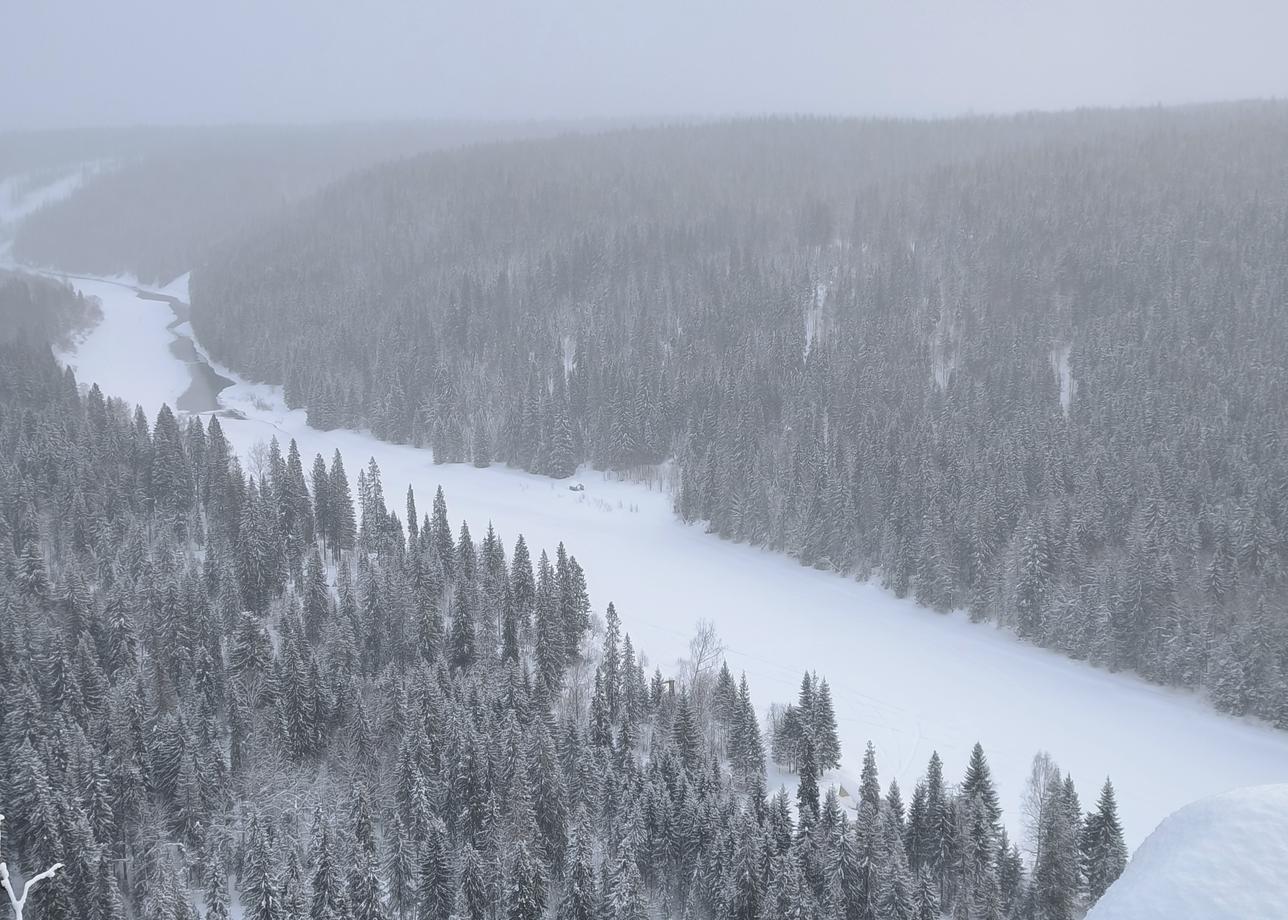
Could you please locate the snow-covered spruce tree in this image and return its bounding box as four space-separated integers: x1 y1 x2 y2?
0 333 1140 920
504 842 545 920
795 729 821 828
730 672 766 783
1081 778 1128 907
878 826 916 920
859 742 881 812
556 813 596 920
202 850 230 920
327 450 356 560
811 677 841 773
1028 769 1085 920
242 817 282 920
910 866 940 920
309 820 349 920
416 818 451 920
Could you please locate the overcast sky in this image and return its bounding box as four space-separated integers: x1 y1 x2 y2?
6 0 1288 128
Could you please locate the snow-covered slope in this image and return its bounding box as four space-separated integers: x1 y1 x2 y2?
0 166 100 229
51 269 1288 851
1089 785 1288 920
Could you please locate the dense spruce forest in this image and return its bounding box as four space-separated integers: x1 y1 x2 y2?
0 271 100 347
189 104 1288 725
0 282 1130 919
6 122 608 285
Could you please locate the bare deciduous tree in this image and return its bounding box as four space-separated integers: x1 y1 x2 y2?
679 619 726 725
0 814 63 920
1020 751 1061 865
246 438 271 482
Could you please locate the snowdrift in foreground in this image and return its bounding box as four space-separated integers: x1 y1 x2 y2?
1089 785 1288 920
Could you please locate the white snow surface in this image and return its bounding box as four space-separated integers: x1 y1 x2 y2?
1089 785 1288 920
53 274 188 420
159 271 191 301
1050 343 1076 414
804 282 826 356
54 271 1288 850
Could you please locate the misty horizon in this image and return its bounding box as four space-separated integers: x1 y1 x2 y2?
8 0 1288 129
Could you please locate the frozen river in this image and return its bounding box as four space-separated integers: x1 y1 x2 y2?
54 269 1288 850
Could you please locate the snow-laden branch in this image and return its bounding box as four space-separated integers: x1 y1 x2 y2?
0 814 64 920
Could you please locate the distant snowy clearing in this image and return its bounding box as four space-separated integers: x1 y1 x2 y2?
57 270 1288 851
0 164 103 229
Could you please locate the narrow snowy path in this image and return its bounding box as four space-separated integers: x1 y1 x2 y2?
58 272 1288 849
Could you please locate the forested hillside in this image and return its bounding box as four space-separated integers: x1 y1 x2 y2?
190 104 1288 724
0 332 1129 919
0 270 100 345
8 122 607 285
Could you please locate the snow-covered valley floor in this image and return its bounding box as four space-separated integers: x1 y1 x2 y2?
53 271 1288 850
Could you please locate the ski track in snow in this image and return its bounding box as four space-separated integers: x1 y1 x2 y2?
54 270 1288 851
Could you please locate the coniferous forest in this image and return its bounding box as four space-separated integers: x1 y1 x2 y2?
0 272 100 348
6 122 603 286
0 281 1129 919
187 105 1288 724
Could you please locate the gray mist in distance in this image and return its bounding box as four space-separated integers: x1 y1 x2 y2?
7 0 1288 128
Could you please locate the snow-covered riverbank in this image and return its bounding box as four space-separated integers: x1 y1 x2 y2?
10 269 231 416
54 273 190 417
57 270 1288 850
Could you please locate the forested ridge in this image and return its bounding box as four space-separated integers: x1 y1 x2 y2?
7 121 614 286
190 104 1288 724
0 271 100 347
0 315 1129 917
